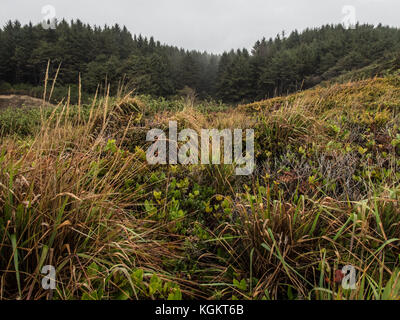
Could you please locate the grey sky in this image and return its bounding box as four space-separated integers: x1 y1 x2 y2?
0 0 399 53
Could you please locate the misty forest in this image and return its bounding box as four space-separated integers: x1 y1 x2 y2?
1 20 400 102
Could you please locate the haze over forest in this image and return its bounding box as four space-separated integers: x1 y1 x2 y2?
1 19 400 103
2 0 400 53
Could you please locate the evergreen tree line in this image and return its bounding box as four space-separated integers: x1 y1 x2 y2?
1 20 400 103
0 19 219 99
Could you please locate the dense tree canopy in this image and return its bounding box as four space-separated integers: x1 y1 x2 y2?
1 20 400 103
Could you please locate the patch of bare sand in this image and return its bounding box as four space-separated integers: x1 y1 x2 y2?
0 95 53 110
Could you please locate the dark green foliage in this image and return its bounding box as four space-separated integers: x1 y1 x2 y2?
1 21 400 103
219 24 400 102
0 19 219 100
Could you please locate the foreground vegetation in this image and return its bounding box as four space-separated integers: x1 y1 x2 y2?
0 74 400 300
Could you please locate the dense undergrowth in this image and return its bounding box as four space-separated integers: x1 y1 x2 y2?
0 75 400 300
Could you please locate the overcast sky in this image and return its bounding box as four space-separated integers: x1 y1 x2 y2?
1 0 399 53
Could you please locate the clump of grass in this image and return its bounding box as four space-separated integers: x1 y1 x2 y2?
216 182 400 300
0 79 200 299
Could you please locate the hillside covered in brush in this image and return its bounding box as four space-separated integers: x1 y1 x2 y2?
1 21 400 102
0 73 399 300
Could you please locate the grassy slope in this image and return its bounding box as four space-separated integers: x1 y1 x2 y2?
0 77 399 300
322 53 400 86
